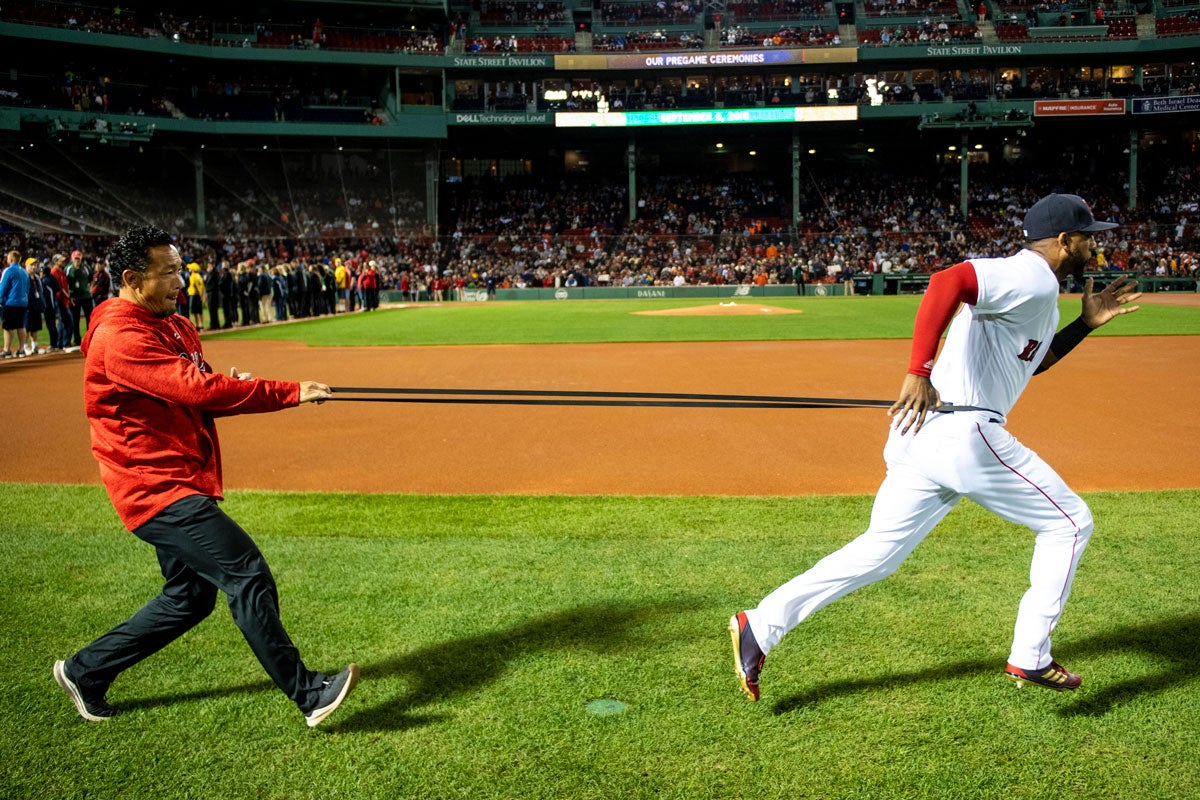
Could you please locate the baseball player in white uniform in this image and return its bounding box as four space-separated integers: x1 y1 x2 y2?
730 194 1142 701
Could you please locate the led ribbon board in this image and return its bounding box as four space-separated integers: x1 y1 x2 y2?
554 105 859 128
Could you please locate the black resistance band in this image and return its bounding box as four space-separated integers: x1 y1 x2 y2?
328 386 897 410
326 387 1000 413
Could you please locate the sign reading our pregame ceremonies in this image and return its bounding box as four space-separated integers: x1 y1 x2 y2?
1132 94 1200 114
555 47 857 71
1034 99 1125 116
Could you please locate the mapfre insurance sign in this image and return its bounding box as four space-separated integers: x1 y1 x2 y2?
1034 99 1126 116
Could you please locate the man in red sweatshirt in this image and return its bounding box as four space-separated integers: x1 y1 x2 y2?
53 225 359 728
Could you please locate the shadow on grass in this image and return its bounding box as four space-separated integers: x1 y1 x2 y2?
773 614 1200 717
332 601 681 733
1054 614 1200 717
119 678 277 712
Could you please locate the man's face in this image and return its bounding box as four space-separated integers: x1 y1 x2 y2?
129 245 183 318
1061 231 1096 281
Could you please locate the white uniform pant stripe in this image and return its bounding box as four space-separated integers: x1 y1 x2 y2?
970 423 1092 670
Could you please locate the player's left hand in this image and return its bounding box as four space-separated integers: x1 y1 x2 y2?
230 367 254 380
1081 276 1141 329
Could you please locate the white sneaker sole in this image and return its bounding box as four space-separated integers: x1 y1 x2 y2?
305 663 360 727
53 660 112 722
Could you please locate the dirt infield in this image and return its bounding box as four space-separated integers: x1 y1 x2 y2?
3 334 1197 496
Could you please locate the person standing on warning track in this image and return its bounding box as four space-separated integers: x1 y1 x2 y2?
52 225 358 727
186 262 206 330
729 194 1142 701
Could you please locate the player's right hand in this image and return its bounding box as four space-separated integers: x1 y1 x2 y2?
888 373 941 436
299 381 332 404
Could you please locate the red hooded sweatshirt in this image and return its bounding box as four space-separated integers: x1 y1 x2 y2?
82 298 299 530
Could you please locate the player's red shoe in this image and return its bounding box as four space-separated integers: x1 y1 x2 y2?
1005 660 1081 691
729 612 765 701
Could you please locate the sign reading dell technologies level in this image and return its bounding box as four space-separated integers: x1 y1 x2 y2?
554 106 858 128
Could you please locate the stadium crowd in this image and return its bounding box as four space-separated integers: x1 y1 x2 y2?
1 0 443 54
3 158 1196 352
5 63 388 125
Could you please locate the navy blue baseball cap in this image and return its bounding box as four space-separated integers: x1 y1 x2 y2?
1023 193 1117 240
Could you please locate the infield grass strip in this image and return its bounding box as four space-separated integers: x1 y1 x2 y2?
6 485 1199 800
207 296 1200 346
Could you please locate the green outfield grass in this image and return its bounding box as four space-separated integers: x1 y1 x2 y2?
7 484 1199 800
207 296 1200 347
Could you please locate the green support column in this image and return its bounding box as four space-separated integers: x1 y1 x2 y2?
193 150 206 236
426 148 438 229
792 132 800 229
959 132 969 219
627 136 637 223
1128 127 1138 210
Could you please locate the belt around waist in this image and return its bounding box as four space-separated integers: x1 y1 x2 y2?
937 403 1004 423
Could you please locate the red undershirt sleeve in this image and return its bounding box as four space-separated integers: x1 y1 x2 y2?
907 261 979 376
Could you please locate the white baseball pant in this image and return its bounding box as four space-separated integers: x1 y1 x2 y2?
745 410 1093 671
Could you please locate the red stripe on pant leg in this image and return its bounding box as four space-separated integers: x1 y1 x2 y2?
975 423 1082 666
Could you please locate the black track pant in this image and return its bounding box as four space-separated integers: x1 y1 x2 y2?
67 495 326 712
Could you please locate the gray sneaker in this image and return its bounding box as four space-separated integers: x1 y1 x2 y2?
53 660 116 722
304 664 360 727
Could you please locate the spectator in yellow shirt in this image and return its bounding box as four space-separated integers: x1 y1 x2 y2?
334 258 348 312
186 262 206 331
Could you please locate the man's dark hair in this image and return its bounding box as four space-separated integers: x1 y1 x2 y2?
108 226 173 287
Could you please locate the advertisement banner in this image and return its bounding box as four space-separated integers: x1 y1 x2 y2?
554 105 857 128
448 112 551 125
921 44 1026 57
1132 95 1200 114
449 54 554 68
1034 99 1125 116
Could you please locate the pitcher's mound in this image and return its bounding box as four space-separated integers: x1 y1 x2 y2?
634 302 802 317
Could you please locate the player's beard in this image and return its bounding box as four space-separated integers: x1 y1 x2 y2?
1063 246 1091 282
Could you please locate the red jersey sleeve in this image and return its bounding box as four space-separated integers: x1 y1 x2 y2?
907 261 979 376
100 320 299 414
